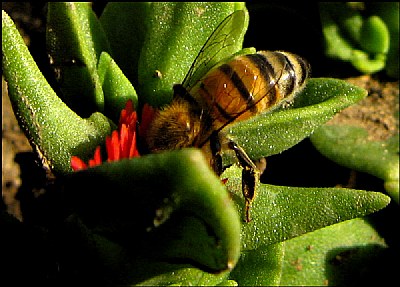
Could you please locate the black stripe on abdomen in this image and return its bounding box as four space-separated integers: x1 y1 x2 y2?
199 82 233 121
294 54 309 86
245 53 277 106
218 63 256 110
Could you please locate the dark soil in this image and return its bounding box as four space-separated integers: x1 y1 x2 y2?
329 75 399 142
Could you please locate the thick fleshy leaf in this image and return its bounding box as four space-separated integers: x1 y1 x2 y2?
319 2 361 61
46 2 111 116
137 2 247 107
318 2 392 74
310 125 399 203
99 2 151 87
229 242 284 286
350 50 386 73
280 218 388 285
133 262 230 286
217 279 239 286
353 15 389 73
2 11 114 175
225 78 367 162
62 149 241 280
369 2 399 78
59 214 231 286
97 51 138 123
360 16 389 54
222 165 390 249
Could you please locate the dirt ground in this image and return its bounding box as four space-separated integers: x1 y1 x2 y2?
330 75 399 142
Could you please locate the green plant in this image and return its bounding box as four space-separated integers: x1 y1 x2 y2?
311 124 399 204
2 2 392 285
319 2 399 77
315 2 399 204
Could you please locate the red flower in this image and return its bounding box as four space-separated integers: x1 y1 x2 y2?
138 103 156 139
71 99 141 171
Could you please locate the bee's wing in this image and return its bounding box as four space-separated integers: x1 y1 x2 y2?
182 10 247 90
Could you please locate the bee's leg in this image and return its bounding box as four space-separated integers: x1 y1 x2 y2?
209 131 223 176
227 140 260 222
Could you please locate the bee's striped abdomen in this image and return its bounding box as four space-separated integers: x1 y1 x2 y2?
191 50 310 131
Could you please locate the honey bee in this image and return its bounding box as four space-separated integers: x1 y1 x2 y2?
145 10 310 222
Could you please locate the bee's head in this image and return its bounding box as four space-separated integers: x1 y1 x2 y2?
145 99 201 152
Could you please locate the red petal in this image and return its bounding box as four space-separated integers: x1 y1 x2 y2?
129 131 138 158
139 104 156 138
106 131 120 162
88 158 96 167
93 146 102 165
119 99 134 127
120 123 129 159
109 130 120 161
71 156 88 171
71 99 141 172
125 99 134 114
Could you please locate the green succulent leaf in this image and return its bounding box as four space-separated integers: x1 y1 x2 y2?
222 165 390 249
225 78 367 162
350 50 387 74
217 279 239 286
99 2 151 88
310 125 400 204
97 51 138 123
319 2 361 61
319 2 392 74
137 2 247 107
369 2 399 78
60 214 231 286
229 242 285 286
360 16 389 54
221 165 390 285
46 2 111 116
2 10 114 175
62 149 241 282
280 218 388 285
133 262 230 286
